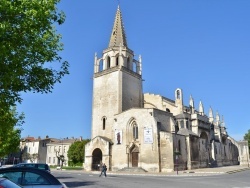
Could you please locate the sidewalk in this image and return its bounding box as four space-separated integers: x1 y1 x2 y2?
88 165 250 177
51 165 250 176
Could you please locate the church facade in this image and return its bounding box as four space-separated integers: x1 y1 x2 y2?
85 6 249 172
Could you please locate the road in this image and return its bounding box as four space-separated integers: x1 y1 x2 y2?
52 170 250 188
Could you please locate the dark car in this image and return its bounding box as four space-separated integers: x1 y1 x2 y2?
14 163 51 173
0 177 22 188
0 167 67 188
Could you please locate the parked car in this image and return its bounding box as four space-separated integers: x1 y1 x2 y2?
0 167 67 188
0 177 22 188
14 163 51 173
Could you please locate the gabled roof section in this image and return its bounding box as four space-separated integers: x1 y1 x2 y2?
108 6 128 48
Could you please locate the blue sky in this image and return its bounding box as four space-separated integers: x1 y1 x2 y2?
18 0 250 141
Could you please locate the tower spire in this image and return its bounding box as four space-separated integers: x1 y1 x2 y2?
199 101 204 115
109 6 128 48
209 107 214 123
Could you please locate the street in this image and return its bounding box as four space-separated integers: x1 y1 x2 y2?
52 170 250 188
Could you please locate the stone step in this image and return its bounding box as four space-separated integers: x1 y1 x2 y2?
118 167 147 172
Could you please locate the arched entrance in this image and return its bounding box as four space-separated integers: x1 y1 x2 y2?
92 148 102 171
130 145 139 167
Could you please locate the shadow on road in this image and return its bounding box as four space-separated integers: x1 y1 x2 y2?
64 181 95 187
54 176 73 179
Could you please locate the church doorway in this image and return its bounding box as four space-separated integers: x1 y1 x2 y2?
92 148 102 171
130 145 139 167
132 152 138 167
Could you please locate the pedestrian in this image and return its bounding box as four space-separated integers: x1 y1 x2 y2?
99 163 107 177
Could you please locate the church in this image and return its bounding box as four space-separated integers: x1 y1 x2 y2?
85 6 249 172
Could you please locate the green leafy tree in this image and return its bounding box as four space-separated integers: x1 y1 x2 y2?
0 0 69 107
68 140 90 166
0 0 69 149
0 107 23 158
244 129 250 153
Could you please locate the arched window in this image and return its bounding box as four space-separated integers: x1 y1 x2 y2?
127 57 130 69
99 60 103 72
186 120 189 129
180 120 184 128
133 123 138 139
133 62 137 72
176 90 180 99
116 57 119 66
175 121 179 133
102 117 106 130
107 56 111 68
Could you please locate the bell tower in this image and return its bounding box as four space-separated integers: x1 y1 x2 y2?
91 6 143 139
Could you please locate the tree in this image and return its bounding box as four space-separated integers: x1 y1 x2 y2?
0 107 23 158
68 140 90 166
0 0 69 107
244 129 250 153
0 0 69 148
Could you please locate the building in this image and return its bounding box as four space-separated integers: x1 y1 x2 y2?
85 6 249 172
46 137 82 167
19 136 82 167
20 136 58 163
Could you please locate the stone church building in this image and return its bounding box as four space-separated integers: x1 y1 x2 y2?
85 6 249 172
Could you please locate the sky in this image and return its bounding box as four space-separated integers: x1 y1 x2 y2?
18 0 250 141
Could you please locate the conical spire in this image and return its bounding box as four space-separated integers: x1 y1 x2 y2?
109 6 128 48
216 112 220 122
209 107 214 123
199 101 204 115
189 95 194 108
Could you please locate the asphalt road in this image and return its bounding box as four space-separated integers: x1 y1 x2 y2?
52 170 250 188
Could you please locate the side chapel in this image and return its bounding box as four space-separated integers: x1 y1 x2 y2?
85 6 249 172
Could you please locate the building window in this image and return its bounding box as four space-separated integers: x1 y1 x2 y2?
53 157 55 164
99 60 103 71
102 117 106 130
48 157 51 163
133 123 138 139
107 56 111 68
127 57 130 69
186 120 189 129
133 62 137 72
180 120 184 128
116 57 119 66
176 90 180 99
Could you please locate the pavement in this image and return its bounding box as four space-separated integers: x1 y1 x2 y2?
86 165 250 177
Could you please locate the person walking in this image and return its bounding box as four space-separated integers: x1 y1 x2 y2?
99 163 107 177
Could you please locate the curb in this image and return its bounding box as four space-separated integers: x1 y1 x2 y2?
226 168 250 174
